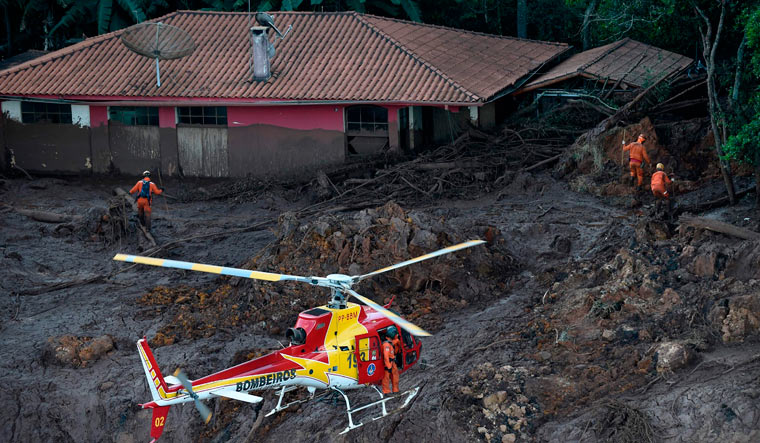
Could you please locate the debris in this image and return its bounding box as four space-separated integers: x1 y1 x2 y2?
679 215 760 241
15 208 81 223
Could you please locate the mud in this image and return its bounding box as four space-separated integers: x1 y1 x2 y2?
1 152 759 443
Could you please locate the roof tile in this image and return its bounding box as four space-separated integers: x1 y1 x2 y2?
0 11 568 104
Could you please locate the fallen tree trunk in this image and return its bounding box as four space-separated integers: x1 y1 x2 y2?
522 153 563 172
679 215 760 241
15 208 81 223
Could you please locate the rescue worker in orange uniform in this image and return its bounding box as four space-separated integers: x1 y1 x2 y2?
129 171 162 231
623 134 651 189
651 163 674 219
382 326 400 395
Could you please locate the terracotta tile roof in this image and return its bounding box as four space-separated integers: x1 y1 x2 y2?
0 11 568 105
0 50 49 71
520 38 693 93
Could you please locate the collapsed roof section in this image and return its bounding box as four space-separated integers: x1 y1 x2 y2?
519 38 693 94
0 11 569 106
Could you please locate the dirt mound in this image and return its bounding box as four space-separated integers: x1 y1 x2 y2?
41 335 114 368
139 201 519 345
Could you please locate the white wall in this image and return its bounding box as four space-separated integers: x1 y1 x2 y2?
71 104 90 127
1 101 21 122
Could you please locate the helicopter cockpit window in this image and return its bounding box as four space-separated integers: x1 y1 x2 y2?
400 329 414 349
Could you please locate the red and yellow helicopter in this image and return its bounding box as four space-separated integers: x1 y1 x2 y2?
114 239 484 441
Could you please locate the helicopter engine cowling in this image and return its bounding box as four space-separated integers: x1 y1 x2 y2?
286 327 307 345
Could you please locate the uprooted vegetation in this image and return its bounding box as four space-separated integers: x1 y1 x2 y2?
139 201 519 347
3 78 760 442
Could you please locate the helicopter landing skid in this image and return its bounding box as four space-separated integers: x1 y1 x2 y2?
335 385 420 434
265 385 314 417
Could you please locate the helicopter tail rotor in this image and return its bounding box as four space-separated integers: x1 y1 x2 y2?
173 369 213 424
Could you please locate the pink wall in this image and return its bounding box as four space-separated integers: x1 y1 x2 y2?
227 105 344 131
89 106 108 127
159 107 176 128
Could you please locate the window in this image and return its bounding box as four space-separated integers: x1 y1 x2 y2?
177 106 227 125
346 106 388 133
21 102 72 124
109 106 158 126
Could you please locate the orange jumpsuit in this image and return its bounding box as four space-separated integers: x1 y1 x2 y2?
129 178 162 228
623 142 650 186
650 170 672 199
382 338 399 394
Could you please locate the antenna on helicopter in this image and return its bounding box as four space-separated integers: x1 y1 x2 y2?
120 22 195 88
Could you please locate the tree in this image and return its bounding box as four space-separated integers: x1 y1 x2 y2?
725 4 760 207
695 0 736 204
516 0 526 38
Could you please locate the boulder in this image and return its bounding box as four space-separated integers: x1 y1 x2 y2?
655 341 694 373
719 295 760 342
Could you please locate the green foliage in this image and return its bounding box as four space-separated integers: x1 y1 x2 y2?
724 5 760 167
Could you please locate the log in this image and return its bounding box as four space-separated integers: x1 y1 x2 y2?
522 153 563 172
15 208 81 223
679 215 760 241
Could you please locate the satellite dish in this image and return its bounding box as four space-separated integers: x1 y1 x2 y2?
120 22 195 87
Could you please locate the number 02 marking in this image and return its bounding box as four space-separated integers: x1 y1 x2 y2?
155 416 165 427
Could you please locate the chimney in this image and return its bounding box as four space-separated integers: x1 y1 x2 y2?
250 26 273 82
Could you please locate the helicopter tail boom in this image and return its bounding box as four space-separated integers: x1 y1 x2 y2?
138 338 170 402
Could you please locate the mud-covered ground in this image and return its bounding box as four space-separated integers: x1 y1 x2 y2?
0 164 759 442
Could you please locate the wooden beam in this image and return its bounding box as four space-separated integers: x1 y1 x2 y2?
679 215 760 241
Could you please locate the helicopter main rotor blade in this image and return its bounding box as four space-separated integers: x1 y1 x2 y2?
351 240 486 283
113 254 312 284
344 287 430 337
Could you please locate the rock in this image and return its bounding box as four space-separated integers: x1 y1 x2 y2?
477 426 488 434
692 252 717 277
551 236 571 254
483 391 507 411
602 329 615 340
719 294 760 342
655 341 694 373
662 288 681 309
500 425 507 433
502 434 516 443
505 403 525 418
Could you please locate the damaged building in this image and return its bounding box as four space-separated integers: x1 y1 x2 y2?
516 38 694 112
0 11 569 178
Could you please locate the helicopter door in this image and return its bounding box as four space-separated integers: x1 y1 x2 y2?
355 333 383 385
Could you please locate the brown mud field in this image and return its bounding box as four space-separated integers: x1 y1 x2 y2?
1 166 759 442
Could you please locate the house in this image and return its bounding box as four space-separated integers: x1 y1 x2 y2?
517 38 693 108
0 11 568 178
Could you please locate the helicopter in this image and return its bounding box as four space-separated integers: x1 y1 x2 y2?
114 239 485 441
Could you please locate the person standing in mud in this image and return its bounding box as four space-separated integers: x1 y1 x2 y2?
129 170 162 231
651 163 674 220
623 134 651 190
382 326 400 395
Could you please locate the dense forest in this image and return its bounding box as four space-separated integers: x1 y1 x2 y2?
0 0 759 182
